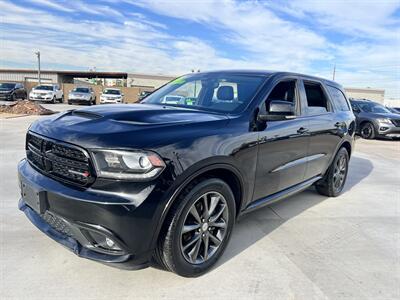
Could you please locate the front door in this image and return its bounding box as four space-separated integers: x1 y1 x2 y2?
252 78 310 201
298 79 343 179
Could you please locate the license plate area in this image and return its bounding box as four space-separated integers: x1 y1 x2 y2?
21 182 47 214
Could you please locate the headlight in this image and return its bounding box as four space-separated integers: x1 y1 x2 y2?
376 118 392 124
91 150 165 180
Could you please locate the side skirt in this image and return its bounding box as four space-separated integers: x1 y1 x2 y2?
242 175 322 215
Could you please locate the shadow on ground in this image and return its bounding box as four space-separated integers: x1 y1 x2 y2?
216 155 373 268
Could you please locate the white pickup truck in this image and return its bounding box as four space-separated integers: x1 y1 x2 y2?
29 85 63 103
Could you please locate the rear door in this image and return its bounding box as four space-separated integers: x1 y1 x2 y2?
298 79 343 179
252 76 310 200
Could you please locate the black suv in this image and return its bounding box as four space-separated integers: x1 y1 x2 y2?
0 82 27 101
18 71 355 277
350 99 400 139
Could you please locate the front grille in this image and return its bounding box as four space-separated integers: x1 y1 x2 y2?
391 119 400 127
42 211 72 237
26 132 94 186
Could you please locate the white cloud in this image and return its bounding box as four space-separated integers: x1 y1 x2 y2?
1 0 399 98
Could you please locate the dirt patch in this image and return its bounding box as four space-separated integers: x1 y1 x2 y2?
0 100 55 115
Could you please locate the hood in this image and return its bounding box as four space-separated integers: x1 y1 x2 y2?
0 88 13 93
29 103 230 149
32 90 53 94
70 92 90 96
365 112 400 119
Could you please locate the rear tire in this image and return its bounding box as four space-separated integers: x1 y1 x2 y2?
360 122 376 139
155 178 235 277
316 147 349 197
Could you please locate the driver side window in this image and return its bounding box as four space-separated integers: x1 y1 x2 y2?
265 80 297 116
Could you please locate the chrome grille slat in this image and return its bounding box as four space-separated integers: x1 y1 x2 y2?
26 132 94 186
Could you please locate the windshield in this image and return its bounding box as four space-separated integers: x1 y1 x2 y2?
35 86 53 91
142 73 266 114
73 88 90 93
358 102 391 114
103 89 120 95
0 83 16 89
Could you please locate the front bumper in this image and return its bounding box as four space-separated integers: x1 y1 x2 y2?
377 122 400 137
29 96 53 101
68 98 92 104
100 98 122 104
17 158 167 269
0 93 12 100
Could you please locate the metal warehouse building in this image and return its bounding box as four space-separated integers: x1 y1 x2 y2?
345 87 385 104
0 69 175 89
0 69 386 103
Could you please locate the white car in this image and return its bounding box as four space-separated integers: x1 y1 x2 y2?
29 84 63 103
100 88 124 104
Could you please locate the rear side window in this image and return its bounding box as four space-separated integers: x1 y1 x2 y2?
327 86 350 111
303 82 330 114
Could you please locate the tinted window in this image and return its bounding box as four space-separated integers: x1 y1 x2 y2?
303 82 329 114
358 102 391 113
0 83 16 89
35 85 53 91
103 89 121 95
142 74 265 114
73 88 90 93
266 80 297 115
327 86 350 111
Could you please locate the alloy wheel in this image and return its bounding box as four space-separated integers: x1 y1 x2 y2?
180 191 229 265
333 154 347 190
361 124 373 139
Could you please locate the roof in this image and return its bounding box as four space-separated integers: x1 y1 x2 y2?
187 69 342 88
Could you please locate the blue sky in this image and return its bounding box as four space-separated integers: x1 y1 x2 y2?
1 0 399 99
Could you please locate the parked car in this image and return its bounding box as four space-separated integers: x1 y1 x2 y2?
0 82 27 101
29 84 63 103
18 70 355 277
350 99 400 139
68 87 96 105
138 90 152 100
100 88 124 104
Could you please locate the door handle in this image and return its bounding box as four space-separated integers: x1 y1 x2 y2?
297 127 309 134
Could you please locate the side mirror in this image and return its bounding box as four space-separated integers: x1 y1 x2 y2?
258 100 295 121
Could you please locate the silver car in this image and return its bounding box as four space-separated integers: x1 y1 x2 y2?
68 87 96 105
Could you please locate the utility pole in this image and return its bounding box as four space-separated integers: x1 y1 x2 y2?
332 63 336 81
35 51 41 85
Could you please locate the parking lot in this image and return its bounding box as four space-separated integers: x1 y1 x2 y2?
1 104 399 299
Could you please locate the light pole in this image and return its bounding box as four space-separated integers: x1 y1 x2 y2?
35 51 41 85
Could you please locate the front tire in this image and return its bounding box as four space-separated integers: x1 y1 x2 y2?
360 122 376 139
156 178 235 277
316 147 349 197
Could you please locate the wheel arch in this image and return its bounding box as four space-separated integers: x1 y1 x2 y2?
150 164 244 250
340 140 352 157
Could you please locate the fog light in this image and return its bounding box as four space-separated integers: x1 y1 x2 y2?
84 230 123 252
380 127 389 131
